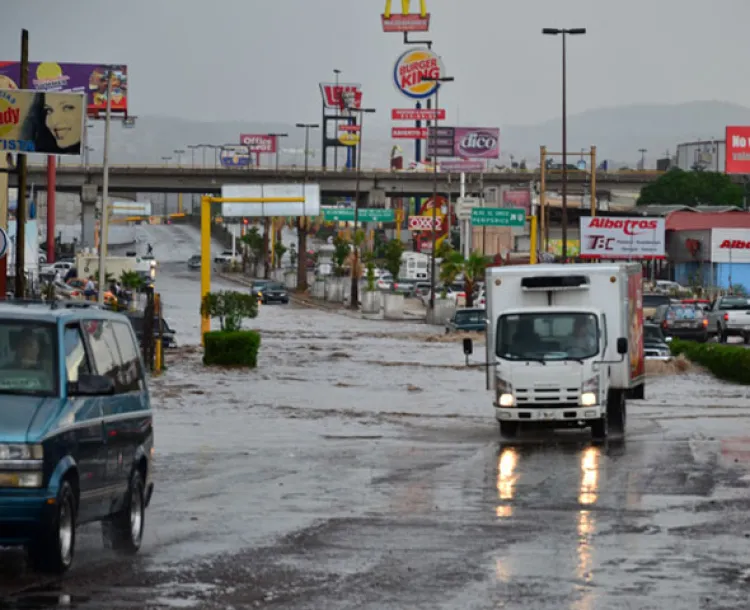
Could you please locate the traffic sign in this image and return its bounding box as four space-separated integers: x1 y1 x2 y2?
0 228 7 259
322 208 395 223
456 197 481 221
470 207 526 227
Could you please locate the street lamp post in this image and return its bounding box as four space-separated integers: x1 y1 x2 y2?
347 107 376 310
161 156 172 166
96 69 113 305
422 75 454 310
188 144 198 168
174 149 185 167
295 123 320 292
638 148 647 170
267 133 289 171
543 27 586 263
333 68 341 171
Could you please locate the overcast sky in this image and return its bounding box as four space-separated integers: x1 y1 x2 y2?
3 0 749 130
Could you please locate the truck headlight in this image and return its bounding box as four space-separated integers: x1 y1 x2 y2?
499 393 515 407
496 378 514 407
0 444 43 461
580 392 597 407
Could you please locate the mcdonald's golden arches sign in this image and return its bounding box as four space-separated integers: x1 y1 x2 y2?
382 0 430 32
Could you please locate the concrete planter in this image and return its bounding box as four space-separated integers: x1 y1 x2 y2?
383 292 405 320
361 290 382 314
311 278 326 299
272 269 285 282
325 277 344 302
284 271 297 290
426 299 456 325
307 270 316 287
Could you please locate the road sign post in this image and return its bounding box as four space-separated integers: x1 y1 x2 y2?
322 208 395 223
470 207 526 227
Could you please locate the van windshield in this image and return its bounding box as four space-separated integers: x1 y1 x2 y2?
496 312 599 361
0 322 57 396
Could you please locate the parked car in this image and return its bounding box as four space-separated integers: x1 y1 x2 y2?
652 304 708 342
126 312 178 348
392 279 416 295
249 280 271 300
213 250 241 264
187 255 201 270
644 322 672 361
445 308 487 334
376 274 393 291
40 260 75 279
410 282 431 300
260 282 289 304
643 293 673 320
705 295 750 343
0 303 154 573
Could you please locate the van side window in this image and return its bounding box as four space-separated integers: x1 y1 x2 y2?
63 324 91 383
112 321 143 391
83 320 121 389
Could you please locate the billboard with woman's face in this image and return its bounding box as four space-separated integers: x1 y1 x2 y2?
0 89 84 155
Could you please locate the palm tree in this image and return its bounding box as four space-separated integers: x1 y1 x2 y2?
462 251 487 307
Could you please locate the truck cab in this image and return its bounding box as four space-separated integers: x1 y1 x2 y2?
464 263 645 439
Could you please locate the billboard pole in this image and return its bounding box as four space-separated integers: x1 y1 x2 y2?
97 69 113 305
14 29 29 299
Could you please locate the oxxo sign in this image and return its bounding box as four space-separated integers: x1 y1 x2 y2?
579 216 666 260
710 228 750 263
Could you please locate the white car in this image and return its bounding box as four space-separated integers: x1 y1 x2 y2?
213 250 242 264
377 274 393 290
41 260 75 277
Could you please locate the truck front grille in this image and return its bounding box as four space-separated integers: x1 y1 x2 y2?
515 387 579 404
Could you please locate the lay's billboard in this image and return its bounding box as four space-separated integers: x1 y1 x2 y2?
393 48 444 100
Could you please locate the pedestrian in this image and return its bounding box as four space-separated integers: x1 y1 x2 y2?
64 267 76 282
84 276 97 300
147 243 154 256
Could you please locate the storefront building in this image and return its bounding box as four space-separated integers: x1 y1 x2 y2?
665 211 750 290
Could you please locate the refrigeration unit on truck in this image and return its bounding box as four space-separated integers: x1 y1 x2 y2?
462 263 645 439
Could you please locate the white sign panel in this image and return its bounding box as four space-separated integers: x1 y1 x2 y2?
221 184 321 217
111 201 152 216
579 216 666 259
710 228 750 263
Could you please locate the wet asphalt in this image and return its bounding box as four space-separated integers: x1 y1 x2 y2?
1 225 750 609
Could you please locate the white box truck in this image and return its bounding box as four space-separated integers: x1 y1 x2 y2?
463 263 645 439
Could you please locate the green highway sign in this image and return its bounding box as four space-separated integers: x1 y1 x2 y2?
470 207 526 227
322 208 395 223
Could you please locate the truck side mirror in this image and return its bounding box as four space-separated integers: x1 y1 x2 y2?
616 337 628 355
463 338 473 356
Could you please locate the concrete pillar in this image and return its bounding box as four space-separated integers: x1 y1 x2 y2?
368 188 386 207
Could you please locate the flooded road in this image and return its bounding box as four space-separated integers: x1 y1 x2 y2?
2 224 750 609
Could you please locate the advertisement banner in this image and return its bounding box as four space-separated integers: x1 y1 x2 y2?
710 228 750 263
382 0 429 32
392 127 427 139
579 216 666 259
502 189 531 214
426 126 455 158
391 108 445 121
393 48 444 100
339 124 361 133
725 126 750 174
627 271 645 380
221 184 321 217
454 127 500 159
220 145 251 168
239 134 277 154
546 239 580 257
0 62 127 115
111 201 152 216
319 82 363 110
440 160 484 172
0 89 84 155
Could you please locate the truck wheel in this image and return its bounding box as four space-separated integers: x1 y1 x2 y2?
28 480 77 574
499 421 519 438
607 389 626 434
591 417 608 440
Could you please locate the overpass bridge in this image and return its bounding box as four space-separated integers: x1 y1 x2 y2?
15 163 664 199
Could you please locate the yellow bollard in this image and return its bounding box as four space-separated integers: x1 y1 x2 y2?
154 338 162 373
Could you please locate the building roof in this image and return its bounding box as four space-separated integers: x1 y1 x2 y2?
666 210 750 231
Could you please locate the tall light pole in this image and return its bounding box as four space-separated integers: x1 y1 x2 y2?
348 107 376 310
638 148 647 170
333 68 341 171
96 68 113 305
174 148 185 167
295 123 320 292
188 144 199 168
422 75 454 310
543 27 586 263
161 155 172 166
268 133 289 171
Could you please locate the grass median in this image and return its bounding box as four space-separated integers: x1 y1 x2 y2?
669 338 750 384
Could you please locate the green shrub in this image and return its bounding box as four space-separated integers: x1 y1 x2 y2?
200 290 257 332
203 330 261 367
670 338 750 384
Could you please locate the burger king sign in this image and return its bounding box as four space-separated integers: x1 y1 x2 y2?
393 47 445 100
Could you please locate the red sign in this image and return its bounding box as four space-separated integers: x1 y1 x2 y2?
392 127 427 139
440 160 484 172
502 189 532 214
381 13 430 32
391 108 445 121
725 126 750 174
319 82 363 110
338 124 361 133
239 134 277 154
720 239 750 249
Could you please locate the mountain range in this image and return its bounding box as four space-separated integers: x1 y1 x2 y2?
73 101 750 171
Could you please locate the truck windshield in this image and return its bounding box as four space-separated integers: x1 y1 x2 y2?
496 312 599 361
0 322 58 396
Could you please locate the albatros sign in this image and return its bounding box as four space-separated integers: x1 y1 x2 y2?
711 228 750 263
579 216 666 259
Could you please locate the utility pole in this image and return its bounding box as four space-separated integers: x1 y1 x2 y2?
295 123 319 291
14 29 29 298
96 69 113 305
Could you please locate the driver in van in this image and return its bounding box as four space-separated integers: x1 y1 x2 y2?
15 329 49 370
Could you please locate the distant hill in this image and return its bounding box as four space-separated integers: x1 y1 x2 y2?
70 101 750 170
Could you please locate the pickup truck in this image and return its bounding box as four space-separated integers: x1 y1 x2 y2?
213 250 242 264
706 296 750 343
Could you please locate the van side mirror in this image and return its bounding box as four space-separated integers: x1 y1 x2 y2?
463 338 473 356
70 373 115 396
616 337 628 355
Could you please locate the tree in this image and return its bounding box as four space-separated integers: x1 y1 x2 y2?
273 241 287 269
637 168 743 207
120 270 146 311
462 251 486 307
200 290 258 332
332 234 351 277
383 238 405 287
241 228 264 274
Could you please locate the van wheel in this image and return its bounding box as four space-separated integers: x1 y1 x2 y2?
744 333 750 345
607 389 626 435
103 470 145 554
499 421 519 438
28 480 76 574
591 416 608 440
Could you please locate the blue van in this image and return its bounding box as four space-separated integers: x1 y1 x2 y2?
0 303 154 573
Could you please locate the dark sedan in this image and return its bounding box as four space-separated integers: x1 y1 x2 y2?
644 322 671 360
653 304 709 342
187 254 201 270
260 282 289 304
445 308 486 334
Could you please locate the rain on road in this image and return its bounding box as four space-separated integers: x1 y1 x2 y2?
1 224 750 609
